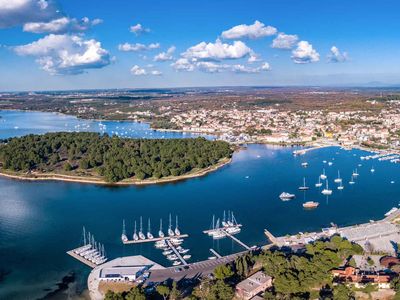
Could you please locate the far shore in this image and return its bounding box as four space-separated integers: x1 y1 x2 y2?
0 158 232 186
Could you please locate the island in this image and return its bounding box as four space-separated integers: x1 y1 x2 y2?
0 132 233 184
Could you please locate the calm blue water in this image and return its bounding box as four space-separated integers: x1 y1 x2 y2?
0 111 399 299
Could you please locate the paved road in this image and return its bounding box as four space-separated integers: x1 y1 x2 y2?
147 251 248 283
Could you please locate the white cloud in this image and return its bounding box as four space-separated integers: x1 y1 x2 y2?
260 62 271 71
171 58 195 72
248 52 261 63
327 46 348 63
130 65 162 76
221 20 277 39
232 62 270 73
129 23 150 35
131 65 147 75
150 70 162 76
291 41 320 64
14 34 111 75
272 33 298 49
154 46 176 62
196 62 229 73
0 0 59 28
23 16 102 33
182 39 252 61
118 42 160 52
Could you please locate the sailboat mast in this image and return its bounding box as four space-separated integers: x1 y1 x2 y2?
83 227 86 245
140 216 143 232
175 215 178 230
160 218 163 231
169 213 172 229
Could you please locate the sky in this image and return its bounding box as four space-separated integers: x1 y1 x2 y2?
0 0 399 91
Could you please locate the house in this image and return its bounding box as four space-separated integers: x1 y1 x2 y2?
235 271 272 300
331 266 392 289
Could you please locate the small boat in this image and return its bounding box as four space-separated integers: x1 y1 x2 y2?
334 171 342 183
320 169 327 180
328 162 333 166
173 261 182 266
158 219 164 238
174 216 181 236
279 192 295 201
162 250 173 255
178 248 189 254
337 181 344 190
349 175 355 185
315 177 323 187
168 214 175 237
323 160 327 164
321 181 332 195
155 240 167 249
208 256 217 260
133 220 139 241
371 167 375 173
301 162 308 167
138 217 146 240
391 181 395 184
121 220 128 242
147 218 154 239
352 169 359 177
298 177 309 191
183 255 191 260
303 201 319 209
167 254 178 260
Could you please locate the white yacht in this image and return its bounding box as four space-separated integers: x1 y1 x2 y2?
371 167 375 173
162 250 173 255
138 217 146 240
183 255 191 260
298 177 309 190
121 220 128 243
301 162 308 167
133 221 139 241
334 171 342 183
158 219 164 238
321 181 333 195
173 261 182 266
174 216 181 236
349 175 355 185
320 169 327 180
279 192 296 201
168 214 175 237
315 177 323 187
337 181 344 190
352 168 359 177
147 218 154 239
328 161 333 166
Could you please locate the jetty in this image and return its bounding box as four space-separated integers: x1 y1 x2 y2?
225 231 251 250
122 234 189 245
293 144 332 156
209 248 222 258
67 249 97 268
166 239 188 266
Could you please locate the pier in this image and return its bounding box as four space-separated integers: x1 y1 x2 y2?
122 234 189 244
224 231 251 250
264 229 277 244
166 240 188 265
67 248 97 268
293 144 332 156
209 248 222 258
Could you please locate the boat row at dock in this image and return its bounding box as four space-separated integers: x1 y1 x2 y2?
203 211 242 239
121 214 186 244
67 228 108 267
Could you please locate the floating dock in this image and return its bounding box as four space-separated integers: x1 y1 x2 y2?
122 234 189 244
67 248 97 268
166 240 188 266
224 231 251 250
209 248 222 258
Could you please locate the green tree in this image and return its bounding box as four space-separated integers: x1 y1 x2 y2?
213 264 234 280
125 286 146 300
333 284 354 300
63 162 72 171
208 280 234 300
156 285 170 300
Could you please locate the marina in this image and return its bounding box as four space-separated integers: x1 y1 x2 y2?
2 110 400 300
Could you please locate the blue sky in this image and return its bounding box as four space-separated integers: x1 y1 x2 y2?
0 0 399 91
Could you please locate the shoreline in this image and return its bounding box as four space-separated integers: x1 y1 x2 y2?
0 158 231 186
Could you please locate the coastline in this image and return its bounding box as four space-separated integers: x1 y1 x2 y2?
0 158 232 186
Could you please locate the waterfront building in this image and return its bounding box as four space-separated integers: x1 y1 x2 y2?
235 271 272 300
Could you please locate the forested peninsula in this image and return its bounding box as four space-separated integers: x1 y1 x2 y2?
0 132 233 184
